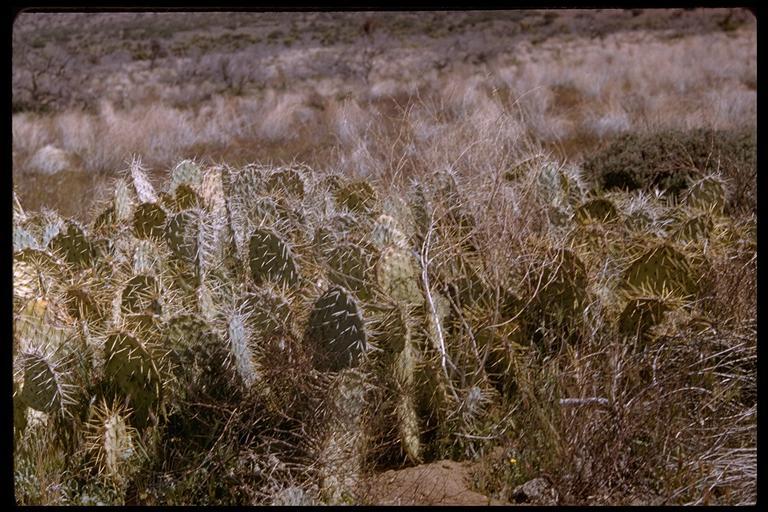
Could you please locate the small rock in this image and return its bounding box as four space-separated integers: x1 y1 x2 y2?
511 477 559 505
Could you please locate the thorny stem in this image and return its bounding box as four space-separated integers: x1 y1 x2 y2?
420 211 460 403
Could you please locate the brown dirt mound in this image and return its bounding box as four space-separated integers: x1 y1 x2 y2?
361 459 510 506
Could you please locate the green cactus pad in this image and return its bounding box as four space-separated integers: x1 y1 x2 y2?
326 241 377 301
334 180 378 215
673 213 714 243
313 213 367 254
243 287 293 337
48 221 95 267
64 286 106 324
19 352 73 415
622 243 698 298
165 210 199 264
104 332 162 428
575 197 619 224
376 247 423 306
370 214 410 250
163 314 217 354
174 184 200 211
121 274 162 316
92 205 118 237
307 287 367 372
618 297 671 343
132 202 168 240
248 228 300 288
684 175 726 215
170 160 203 194
265 167 306 200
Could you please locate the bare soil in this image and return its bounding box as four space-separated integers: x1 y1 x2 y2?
361 459 510 506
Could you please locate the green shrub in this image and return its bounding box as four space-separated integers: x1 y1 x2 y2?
583 128 755 213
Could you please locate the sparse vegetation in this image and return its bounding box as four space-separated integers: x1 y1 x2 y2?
13 8 755 506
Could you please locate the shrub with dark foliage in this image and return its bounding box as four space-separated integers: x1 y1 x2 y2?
583 128 755 214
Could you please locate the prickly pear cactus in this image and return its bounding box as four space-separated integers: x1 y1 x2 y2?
307 287 367 372
243 287 294 337
165 210 200 264
683 174 727 215
129 158 158 204
83 399 141 485
575 197 619 224
378 305 422 464
370 214 410 250
14 223 39 252
120 274 162 317
621 243 698 298
225 305 261 387
316 368 369 504
63 285 107 325
132 202 168 240
49 221 96 268
334 180 378 216
113 178 136 223
13 249 60 303
376 246 423 306
325 241 377 301
18 351 76 415
173 184 200 211
672 213 714 243
103 331 163 428
530 248 589 338
248 228 300 288
618 296 671 345
170 160 203 195
265 167 306 200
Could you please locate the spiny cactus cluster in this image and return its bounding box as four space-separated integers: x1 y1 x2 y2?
13 155 750 505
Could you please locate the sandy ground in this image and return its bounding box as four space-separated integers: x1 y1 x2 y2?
362 459 510 506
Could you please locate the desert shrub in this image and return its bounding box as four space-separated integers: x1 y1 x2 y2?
583 128 755 213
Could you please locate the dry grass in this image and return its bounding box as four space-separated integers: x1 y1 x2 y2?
12 9 756 220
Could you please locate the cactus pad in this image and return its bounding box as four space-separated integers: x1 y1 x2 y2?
618 297 671 343
132 202 168 240
575 197 619 224
326 241 376 301
376 247 423 306
48 222 95 267
334 180 378 215
265 167 306 200
684 175 726 214
248 228 299 288
622 243 698 298
19 352 74 415
121 274 162 316
170 160 203 194
83 399 140 483
104 332 163 427
307 287 367 372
